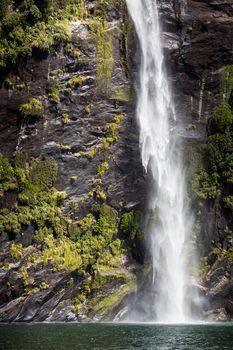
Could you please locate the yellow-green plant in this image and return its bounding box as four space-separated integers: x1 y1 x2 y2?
95 21 114 95
19 98 44 119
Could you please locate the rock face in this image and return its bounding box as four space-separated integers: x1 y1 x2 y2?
0 0 145 322
158 0 233 320
0 0 233 321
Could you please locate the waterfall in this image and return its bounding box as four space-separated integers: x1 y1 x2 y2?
126 0 192 323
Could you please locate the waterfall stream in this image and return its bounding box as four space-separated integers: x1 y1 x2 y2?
126 0 192 323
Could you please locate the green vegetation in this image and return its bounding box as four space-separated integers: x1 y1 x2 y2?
0 152 131 295
73 265 136 317
0 0 141 316
196 256 211 276
65 43 81 59
94 20 114 95
29 157 58 189
209 104 233 133
19 98 44 119
46 79 60 103
187 80 233 269
70 176 78 183
75 114 123 159
0 0 89 70
97 158 109 176
87 268 135 317
40 281 49 290
120 210 144 240
61 113 70 124
221 65 233 103
84 105 92 114
189 103 233 202
198 245 233 277
39 234 82 271
21 267 29 287
111 87 130 103
66 76 87 89
4 77 14 89
10 242 23 261
0 153 66 237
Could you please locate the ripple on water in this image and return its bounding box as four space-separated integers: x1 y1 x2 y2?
0 323 233 350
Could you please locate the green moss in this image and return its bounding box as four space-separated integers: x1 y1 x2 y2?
0 2 74 70
95 20 114 95
0 153 66 238
76 114 123 160
61 113 70 124
66 203 122 274
0 12 71 68
97 158 109 176
223 196 233 210
19 98 44 119
192 171 220 200
120 210 144 240
29 157 58 190
209 104 233 133
186 99 233 268
197 256 211 276
87 266 136 318
26 287 40 296
70 176 78 183
66 76 87 89
90 284 129 316
93 204 118 238
60 144 71 151
109 238 122 256
0 153 15 184
188 104 233 202
81 279 91 295
106 123 119 141
0 0 9 19
46 79 60 103
65 43 81 59
199 246 233 276
64 87 72 95
4 77 14 90
95 188 107 202
111 87 130 102
21 268 28 287
84 105 92 114
10 243 24 261
37 234 82 271
14 150 28 169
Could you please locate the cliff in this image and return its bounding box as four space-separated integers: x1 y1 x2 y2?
0 0 233 321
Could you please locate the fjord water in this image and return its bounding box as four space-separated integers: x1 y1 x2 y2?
126 0 192 322
1 323 233 350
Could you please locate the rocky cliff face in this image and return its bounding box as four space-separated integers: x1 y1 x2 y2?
159 0 233 320
0 0 233 322
0 0 146 322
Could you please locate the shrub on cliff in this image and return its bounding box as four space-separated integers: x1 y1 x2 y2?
192 103 233 201
120 210 143 240
209 104 233 134
19 98 44 119
0 0 75 69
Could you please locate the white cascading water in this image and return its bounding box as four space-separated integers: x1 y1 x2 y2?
126 0 191 323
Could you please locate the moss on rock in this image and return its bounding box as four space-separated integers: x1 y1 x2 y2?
19 98 44 120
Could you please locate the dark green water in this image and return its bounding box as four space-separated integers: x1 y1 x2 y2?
0 323 233 350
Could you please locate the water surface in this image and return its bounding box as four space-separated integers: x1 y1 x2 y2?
0 323 233 350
